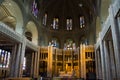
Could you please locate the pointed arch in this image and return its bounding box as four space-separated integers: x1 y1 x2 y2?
50 37 60 48
64 38 76 50
26 21 38 45
2 0 23 34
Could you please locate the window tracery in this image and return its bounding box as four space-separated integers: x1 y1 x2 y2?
43 13 47 26
66 19 72 30
80 16 85 28
0 49 10 68
32 0 39 18
64 39 76 50
52 18 59 29
49 38 59 48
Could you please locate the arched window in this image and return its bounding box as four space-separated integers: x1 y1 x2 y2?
31 0 39 18
64 39 76 50
43 13 47 26
0 49 10 68
25 32 32 41
52 18 59 29
23 57 26 70
49 38 59 48
66 18 72 30
80 16 85 28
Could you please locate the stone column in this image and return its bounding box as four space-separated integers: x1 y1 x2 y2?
34 51 39 78
19 40 26 77
34 52 37 77
97 50 102 79
95 50 99 79
108 40 117 79
31 52 35 77
110 5 120 79
14 43 22 77
36 51 40 77
103 40 112 80
10 44 18 77
99 38 106 80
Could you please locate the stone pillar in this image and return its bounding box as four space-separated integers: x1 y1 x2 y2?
103 41 112 80
110 5 120 79
95 50 99 79
34 52 37 77
14 43 22 77
30 51 38 78
97 50 102 79
34 51 39 78
99 38 106 80
108 40 117 79
31 52 35 77
36 51 40 77
19 40 26 77
10 44 18 77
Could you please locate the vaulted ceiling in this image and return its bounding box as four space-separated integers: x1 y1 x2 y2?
40 0 97 30
41 0 97 15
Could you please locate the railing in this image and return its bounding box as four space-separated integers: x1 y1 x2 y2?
0 22 23 42
0 22 39 51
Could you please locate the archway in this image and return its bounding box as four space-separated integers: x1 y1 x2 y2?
26 21 38 45
2 0 23 34
49 37 60 48
25 31 32 41
64 38 76 50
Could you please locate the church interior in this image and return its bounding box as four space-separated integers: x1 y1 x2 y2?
0 0 120 80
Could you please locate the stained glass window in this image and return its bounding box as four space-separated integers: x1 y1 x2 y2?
0 49 10 68
32 0 39 18
23 57 26 70
80 16 85 28
49 38 59 48
43 13 47 26
64 39 76 50
53 18 59 29
67 19 72 30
